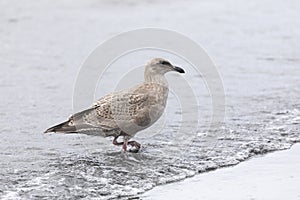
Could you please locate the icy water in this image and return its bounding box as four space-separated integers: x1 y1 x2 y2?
1 0 300 199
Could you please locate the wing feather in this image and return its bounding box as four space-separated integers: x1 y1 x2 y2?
92 87 149 131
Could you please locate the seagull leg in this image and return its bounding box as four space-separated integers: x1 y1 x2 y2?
112 135 130 152
122 136 129 152
112 136 123 146
114 133 139 152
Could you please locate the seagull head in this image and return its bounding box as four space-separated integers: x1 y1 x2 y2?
146 58 185 75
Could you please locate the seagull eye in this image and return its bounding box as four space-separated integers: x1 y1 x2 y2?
160 61 171 66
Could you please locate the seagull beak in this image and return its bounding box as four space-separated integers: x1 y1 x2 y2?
173 66 185 73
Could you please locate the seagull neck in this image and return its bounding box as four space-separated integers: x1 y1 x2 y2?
144 73 168 87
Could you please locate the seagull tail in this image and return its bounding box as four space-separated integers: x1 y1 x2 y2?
44 120 77 133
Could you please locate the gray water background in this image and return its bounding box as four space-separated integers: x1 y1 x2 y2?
0 0 300 199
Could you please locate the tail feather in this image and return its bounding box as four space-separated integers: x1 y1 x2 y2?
44 107 108 134
44 120 77 133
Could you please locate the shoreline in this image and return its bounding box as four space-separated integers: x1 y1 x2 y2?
141 143 300 200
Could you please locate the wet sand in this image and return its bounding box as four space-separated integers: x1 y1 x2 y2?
142 144 300 200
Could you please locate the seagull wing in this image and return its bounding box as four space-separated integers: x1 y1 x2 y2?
93 88 149 131
45 85 150 135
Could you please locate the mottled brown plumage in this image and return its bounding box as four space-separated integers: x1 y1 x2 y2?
45 58 185 152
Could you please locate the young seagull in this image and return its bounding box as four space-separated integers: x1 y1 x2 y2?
45 58 185 152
